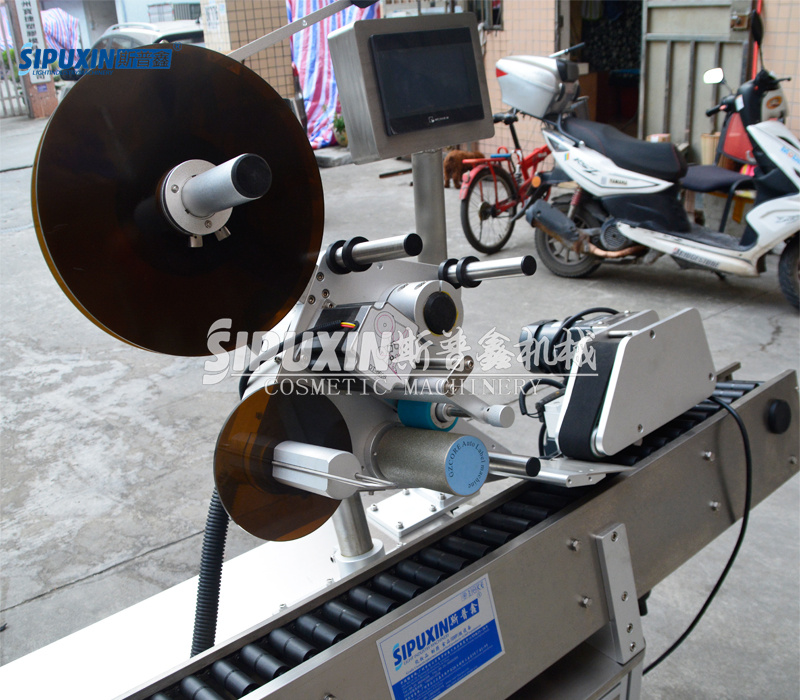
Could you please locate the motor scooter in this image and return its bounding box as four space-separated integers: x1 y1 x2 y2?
500 13 799 308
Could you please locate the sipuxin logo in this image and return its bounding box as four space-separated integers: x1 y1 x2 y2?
18 42 176 78
391 600 479 670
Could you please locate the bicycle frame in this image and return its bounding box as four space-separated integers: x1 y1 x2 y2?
459 144 550 212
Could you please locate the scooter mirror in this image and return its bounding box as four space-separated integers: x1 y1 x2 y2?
703 68 724 85
751 10 764 45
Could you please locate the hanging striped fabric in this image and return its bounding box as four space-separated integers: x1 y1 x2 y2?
287 0 379 149
41 8 81 52
0 6 12 51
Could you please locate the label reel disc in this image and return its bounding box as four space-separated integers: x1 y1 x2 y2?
32 45 323 356
214 389 351 541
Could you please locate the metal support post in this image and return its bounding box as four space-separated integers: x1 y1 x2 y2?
332 494 385 577
412 150 448 265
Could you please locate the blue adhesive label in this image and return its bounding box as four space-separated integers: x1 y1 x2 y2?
445 435 488 495
377 575 503 700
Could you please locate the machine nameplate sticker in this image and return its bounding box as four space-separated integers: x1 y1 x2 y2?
376 574 504 700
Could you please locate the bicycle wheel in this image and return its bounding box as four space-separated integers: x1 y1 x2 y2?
533 194 601 278
460 168 518 254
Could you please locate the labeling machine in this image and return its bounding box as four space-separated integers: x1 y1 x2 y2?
13 6 798 700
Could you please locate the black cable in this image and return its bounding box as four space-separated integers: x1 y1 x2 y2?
644 396 753 675
549 307 619 375
519 377 565 416
190 489 230 657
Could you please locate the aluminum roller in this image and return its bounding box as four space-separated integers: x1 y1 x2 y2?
326 233 423 273
439 255 537 287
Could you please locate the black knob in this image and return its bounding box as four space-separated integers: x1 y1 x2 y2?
423 291 458 335
766 399 791 434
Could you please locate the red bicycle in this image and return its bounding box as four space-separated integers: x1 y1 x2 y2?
459 110 551 254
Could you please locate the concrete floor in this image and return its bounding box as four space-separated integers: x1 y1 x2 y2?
1 113 798 699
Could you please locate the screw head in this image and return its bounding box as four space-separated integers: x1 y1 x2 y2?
170 184 179 193
627 623 634 634
790 456 798 466
316 272 325 281
307 295 316 305
326 578 334 585
403 489 410 495
709 501 720 511
611 531 619 542
621 591 628 602
429 504 437 512
204 219 213 228
569 539 581 552
580 596 592 608
370 503 378 512
396 521 404 530
637 424 644 434
703 451 715 462
630 642 636 652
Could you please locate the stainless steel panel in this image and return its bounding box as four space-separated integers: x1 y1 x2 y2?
124 371 798 700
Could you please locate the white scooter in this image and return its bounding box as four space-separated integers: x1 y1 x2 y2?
499 13 799 308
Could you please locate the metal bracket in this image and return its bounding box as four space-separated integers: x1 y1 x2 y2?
366 488 465 540
589 524 645 666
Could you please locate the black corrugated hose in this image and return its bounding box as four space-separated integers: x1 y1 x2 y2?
190 488 230 657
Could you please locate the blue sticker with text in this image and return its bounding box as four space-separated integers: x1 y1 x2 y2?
377 575 503 700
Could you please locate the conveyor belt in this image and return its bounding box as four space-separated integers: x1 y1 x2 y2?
146 381 758 700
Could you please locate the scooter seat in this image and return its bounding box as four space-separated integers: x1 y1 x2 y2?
561 118 688 182
680 164 754 193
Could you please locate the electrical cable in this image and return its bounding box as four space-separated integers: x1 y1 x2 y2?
549 306 619 375
519 377 564 416
643 396 753 675
190 489 230 657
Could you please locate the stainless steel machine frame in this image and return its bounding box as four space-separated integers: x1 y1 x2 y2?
126 370 799 700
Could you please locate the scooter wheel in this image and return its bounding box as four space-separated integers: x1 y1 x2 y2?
533 194 601 278
778 235 799 309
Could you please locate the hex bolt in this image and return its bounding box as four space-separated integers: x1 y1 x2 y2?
396 521 404 530
703 451 715 462
580 596 592 608
369 504 378 512
709 501 720 511
316 272 325 281
170 184 179 193
630 642 636 652
621 591 628 602
627 623 634 634
569 539 581 552
611 531 619 542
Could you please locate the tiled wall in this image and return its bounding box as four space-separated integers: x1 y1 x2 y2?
477 0 557 157
476 0 799 156
200 0 293 99
760 0 798 134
